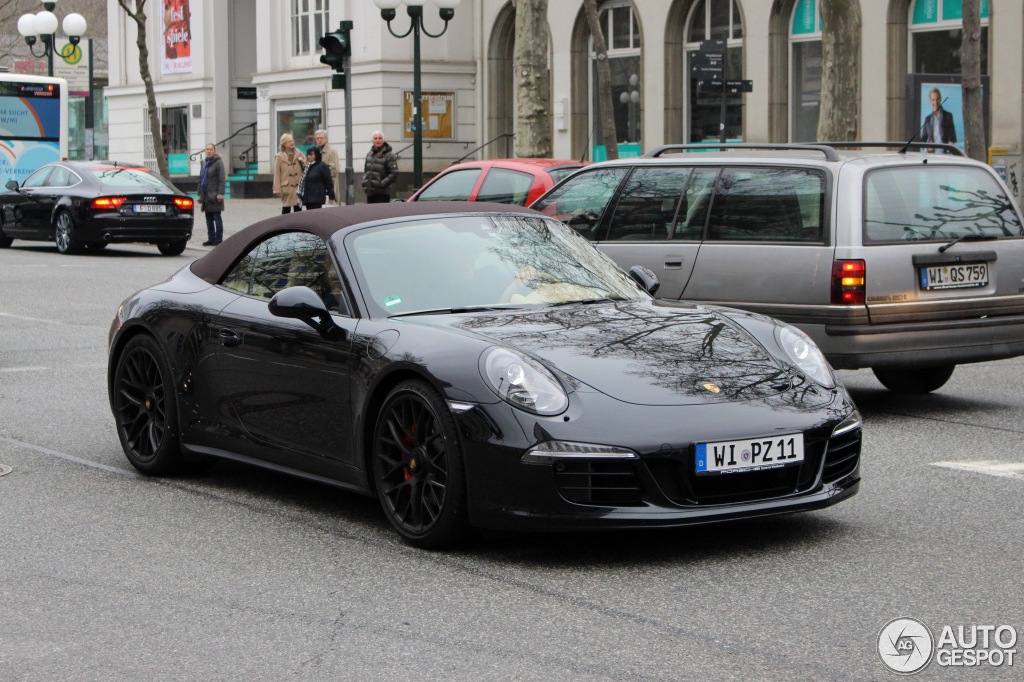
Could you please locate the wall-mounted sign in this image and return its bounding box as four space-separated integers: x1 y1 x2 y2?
237 87 257 100
403 91 454 139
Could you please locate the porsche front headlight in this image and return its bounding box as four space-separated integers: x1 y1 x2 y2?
480 347 569 416
775 325 836 388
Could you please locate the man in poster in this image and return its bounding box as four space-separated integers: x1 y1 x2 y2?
921 87 957 148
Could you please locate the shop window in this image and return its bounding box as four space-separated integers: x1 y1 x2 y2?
910 0 989 75
790 0 822 142
590 2 642 160
685 0 744 143
161 105 189 175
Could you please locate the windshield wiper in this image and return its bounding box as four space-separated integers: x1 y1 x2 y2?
548 297 624 307
388 305 524 318
938 233 999 253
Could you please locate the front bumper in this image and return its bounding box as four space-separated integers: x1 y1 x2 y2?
456 388 861 533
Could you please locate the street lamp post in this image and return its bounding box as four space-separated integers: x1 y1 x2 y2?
371 0 461 190
17 1 87 78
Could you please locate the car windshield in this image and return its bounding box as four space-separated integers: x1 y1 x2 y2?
864 165 1024 243
87 167 172 189
344 214 647 317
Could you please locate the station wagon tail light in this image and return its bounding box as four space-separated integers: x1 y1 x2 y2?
91 196 127 209
831 260 866 305
174 197 194 209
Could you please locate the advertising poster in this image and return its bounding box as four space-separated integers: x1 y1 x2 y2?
0 82 61 182
161 0 192 75
918 82 964 153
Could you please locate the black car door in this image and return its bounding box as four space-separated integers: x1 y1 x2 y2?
3 165 55 237
206 231 360 471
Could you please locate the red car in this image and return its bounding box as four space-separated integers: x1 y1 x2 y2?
408 158 586 206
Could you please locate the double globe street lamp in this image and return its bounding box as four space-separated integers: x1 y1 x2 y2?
371 0 461 189
17 0 87 78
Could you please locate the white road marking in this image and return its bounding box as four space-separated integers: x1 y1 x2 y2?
0 436 135 476
931 460 1024 481
0 366 50 373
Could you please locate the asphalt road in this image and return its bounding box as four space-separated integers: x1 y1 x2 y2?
1 235 1022 681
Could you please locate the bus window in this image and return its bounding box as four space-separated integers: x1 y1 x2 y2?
0 75 69 185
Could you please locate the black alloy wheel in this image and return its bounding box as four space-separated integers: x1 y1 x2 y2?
54 210 82 254
372 380 468 548
113 335 185 475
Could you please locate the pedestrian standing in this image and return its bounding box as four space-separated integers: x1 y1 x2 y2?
297 146 336 210
273 133 305 214
315 129 342 205
198 143 225 246
362 130 399 203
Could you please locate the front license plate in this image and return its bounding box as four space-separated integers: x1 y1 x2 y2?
133 204 166 214
695 434 804 475
920 263 988 290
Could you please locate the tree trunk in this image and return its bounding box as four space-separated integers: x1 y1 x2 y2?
583 0 617 160
961 0 985 161
816 0 860 142
513 0 551 158
118 0 169 179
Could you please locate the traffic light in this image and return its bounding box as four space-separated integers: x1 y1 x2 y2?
319 21 352 89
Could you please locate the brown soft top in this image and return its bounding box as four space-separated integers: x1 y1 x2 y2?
190 201 540 284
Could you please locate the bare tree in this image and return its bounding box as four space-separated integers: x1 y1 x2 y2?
582 0 617 160
117 0 168 178
960 0 985 161
513 0 552 158
816 0 860 142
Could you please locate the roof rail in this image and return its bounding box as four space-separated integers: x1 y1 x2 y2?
817 141 966 157
643 143 841 162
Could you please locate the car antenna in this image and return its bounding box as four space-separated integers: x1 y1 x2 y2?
899 96 948 154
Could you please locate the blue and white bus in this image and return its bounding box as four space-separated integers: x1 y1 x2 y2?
0 74 69 184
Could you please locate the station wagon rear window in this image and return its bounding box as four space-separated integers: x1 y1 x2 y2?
863 166 1023 243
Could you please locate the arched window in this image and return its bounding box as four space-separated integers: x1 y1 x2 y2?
910 0 989 75
685 0 744 143
789 0 821 141
590 2 642 160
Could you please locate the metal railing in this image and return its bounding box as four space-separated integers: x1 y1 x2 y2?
189 123 259 177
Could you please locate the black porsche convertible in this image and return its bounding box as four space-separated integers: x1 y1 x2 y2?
107 202 861 547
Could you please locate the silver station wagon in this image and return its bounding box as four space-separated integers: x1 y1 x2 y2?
531 143 1024 394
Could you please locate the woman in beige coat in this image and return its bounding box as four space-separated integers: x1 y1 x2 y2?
273 133 305 213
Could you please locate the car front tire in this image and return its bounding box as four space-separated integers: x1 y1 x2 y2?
372 380 469 549
872 365 955 394
113 335 186 475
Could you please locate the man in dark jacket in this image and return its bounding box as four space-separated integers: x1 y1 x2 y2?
199 143 225 245
921 88 957 150
362 130 399 203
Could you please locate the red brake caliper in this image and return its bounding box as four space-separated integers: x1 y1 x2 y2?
402 423 416 481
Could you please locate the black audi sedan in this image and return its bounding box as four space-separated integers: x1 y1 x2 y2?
107 202 861 548
1 161 194 255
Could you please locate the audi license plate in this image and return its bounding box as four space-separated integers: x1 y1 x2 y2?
695 434 804 475
920 263 988 290
134 204 166 214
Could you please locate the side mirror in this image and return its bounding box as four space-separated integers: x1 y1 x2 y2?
5 180 19 191
628 265 660 296
269 286 345 341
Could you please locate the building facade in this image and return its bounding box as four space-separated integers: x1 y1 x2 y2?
105 0 1024 196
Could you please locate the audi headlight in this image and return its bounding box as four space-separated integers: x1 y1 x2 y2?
480 347 568 416
775 325 835 388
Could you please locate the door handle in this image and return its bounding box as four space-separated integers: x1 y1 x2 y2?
664 257 683 269
218 328 241 347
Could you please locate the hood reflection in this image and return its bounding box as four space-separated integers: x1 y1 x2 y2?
443 300 790 406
